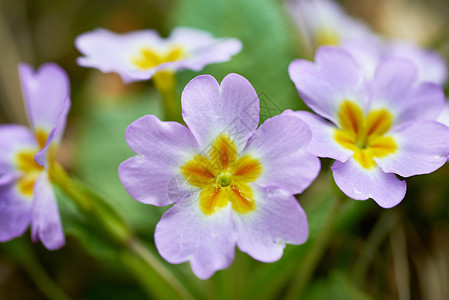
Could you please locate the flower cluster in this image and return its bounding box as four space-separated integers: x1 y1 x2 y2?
2 16 448 282
0 63 70 250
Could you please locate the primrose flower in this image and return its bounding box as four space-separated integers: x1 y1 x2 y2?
288 0 448 86
288 0 376 48
75 27 242 83
288 47 449 208
0 63 70 250
119 73 320 279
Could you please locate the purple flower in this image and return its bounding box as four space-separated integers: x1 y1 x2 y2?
288 0 377 48
288 0 447 86
288 47 449 208
119 73 320 279
75 27 242 83
0 63 70 250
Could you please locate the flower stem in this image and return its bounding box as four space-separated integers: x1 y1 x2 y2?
153 71 182 122
2 238 71 300
49 163 195 300
284 189 346 300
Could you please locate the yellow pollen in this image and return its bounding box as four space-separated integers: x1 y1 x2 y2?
334 101 397 169
132 46 186 70
216 171 232 187
180 134 262 215
15 149 44 197
14 129 51 197
316 28 340 46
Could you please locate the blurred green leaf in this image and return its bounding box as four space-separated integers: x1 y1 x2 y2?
302 270 372 300
74 90 167 234
170 0 306 122
55 185 123 260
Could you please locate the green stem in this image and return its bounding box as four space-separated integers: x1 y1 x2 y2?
49 163 194 300
285 191 346 300
153 71 182 122
352 211 398 286
3 238 71 300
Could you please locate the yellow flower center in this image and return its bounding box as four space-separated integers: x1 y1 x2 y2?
180 134 262 216
14 129 50 197
334 101 397 169
316 28 340 46
132 46 186 70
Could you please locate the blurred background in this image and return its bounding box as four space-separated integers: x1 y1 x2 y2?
1 0 449 299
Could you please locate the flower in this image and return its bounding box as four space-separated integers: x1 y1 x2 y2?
0 63 70 250
288 47 449 208
288 0 376 48
119 73 320 279
288 0 448 86
75 27 242 83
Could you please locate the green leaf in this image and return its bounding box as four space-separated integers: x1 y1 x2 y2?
74 90 167 234
169 0 306 122
302 270 372 300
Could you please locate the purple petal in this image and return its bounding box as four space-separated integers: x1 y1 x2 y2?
119 115 199 206
169 27 242 72
76 28 163 83
31 173 65 250
0 125 37 174
19 63 71 136
386 40 447 85
243 114 320 194
0 173 18 186
34 97 71 167
289 46 367 123
0 182 32 242
369 58 445 124
283 110 353 162
235 184 308 262
181 73 259 151
375 121 449 177
155 196 237 279
340 38 383 79
437 101 449 128
331 159 406 208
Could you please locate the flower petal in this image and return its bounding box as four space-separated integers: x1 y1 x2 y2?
31 173 65 250
0 125 37 174
75 28 164 83
0 182 32 242
375 121 449 177
19 63 70 136
340 38 383 79
182 73 259 151
289 46 367 124
168 27 242 71
235 184 308 262
437 101 449 128
331 158 406 208
386 40 447 85
283 110 353 162
119 115 199 206
155 195 237 279
369 58 445 124
34 95 70 167
242 114 320 194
